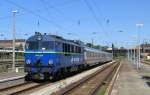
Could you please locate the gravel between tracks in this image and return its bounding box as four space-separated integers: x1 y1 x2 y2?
54 62 118 95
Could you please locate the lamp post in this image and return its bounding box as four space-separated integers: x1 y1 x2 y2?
136 23 143 70
0 33 4 60
12 10 18 71
133 40 137 65
128 49 130 61
131 48 133 60
131 35 137 64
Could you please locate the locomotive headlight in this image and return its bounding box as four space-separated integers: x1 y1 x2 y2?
48 60 53 65
26 59 31 64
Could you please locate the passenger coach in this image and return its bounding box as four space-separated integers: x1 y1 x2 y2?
84 47 112 66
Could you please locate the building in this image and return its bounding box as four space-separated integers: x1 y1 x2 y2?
133 44 150 58
141 44 150 53
0 39 25 50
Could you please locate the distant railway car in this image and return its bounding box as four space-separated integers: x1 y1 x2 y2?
24 32 113 80
84 47 112 66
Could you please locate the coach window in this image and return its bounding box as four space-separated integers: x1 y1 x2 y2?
77 46 79 53
65 44 68 52
71 45 74 53
75 46 77 53
74 46 76 53
76 47 78 53
79 47 81 53
68 44 71 52
78 47 81 53
77 47 79 53
63 43 65 52
66 44 68 52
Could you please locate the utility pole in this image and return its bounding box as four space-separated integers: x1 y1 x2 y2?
128 48 129 60
112 43 114 59
134 47 136 64
131 48 133 61
91 32 97 47
91 38 94 46
12 10 17 71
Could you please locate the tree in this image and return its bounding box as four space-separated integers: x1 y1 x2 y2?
16 44 23 50
86 43 93 47
120 47 125 49
101 46 109 50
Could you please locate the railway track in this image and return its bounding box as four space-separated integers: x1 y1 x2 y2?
141 60 150 65
0 76 25 90
52 61 120 95
0 81 48 95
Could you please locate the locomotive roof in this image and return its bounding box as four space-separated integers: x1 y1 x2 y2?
26 33 83 46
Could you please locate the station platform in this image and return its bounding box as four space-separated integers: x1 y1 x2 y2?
0 71 26 90
0 71 26 82
111 60 150 95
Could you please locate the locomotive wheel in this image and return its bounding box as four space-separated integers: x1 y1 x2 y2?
44 73 50 80
51 71 61 81
25 74 31 81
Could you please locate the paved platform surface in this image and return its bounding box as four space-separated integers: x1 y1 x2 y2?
0 71 26 90
111 60 150 95
0 71 26 80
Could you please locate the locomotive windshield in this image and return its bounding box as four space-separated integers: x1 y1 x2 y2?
25 41 54 50
25 41 38 50
40 41 54 50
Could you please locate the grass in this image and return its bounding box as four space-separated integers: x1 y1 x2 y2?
96 84 108 95
96 63 118 95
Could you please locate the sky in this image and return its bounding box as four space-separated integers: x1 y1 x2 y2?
0 0 150 48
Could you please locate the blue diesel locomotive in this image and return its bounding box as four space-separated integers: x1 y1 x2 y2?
24 32 112 80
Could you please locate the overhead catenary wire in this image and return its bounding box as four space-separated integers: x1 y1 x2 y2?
92 0 113 44
92 0 111 35
5 0 71 32
39 0 75 22
92 0 105 23
39 0 81 34
56 0 79 7
83 0 109 36
82 0 111 43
